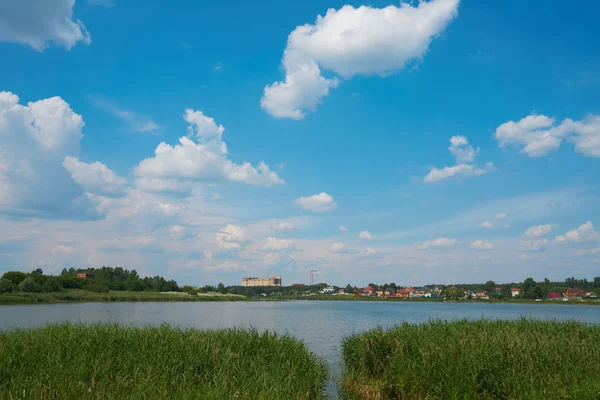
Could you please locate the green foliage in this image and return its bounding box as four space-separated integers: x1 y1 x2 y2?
1 271 27 285
342 319 600 399
0 323 328 399
0 279 14 293
345 284 354 293
41 276 62 293
18 277 40 293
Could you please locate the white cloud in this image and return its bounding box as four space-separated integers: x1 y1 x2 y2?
520 254 532 260
262 237 294 252
495 213 507 219
495 114 600 157
213 61 223 71
424 162 495 183
338 225 348 232
63 157 127 197
417 237 457 250
0 91 100 219
271 222 295 232
210 193 223 200
470 240 494 250
520 238 548 252
449 135 478 163
359 230 373 240
0 0 91 51
555 222 600 243
294 192 337 212
261 0 460 119
133 177 192 197
168 225 193 240
524 223 556 237
89 96 159 133
216 224 246 249
480 221 493 229
576 248 600 257
205 261 247 272
330 242 346 253
135 110 283 187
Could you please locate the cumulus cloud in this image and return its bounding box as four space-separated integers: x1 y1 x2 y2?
520 238 548 252
359 230 373 240
338 225 348 233
261 0 460 119
0 0 91 51
271 222 295 232
63 157 127 197
133 177 192 197
495 114 600 157
168 225 193 240
449 135 478 163
576 248 600 257
425 162 495 183
330 242 346 253
0 91 100 219
495 213 507 219
417 237 457 250
524 223 556 237
135 110 283 188
555 222 600 243
470 240 494 250
424 136 494 183
262 237 294 252
294 192 337 212
216 224 246 249
205 261 247 272
480 221 493 229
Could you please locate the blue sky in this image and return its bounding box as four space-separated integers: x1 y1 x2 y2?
0 0 599 286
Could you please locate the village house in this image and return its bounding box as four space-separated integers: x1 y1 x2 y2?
511 288 521 297
476 292 489 300
395 287 414 299
375 289 385 297
546 292 563 300
564 288 585 298
362 285 375 296
384 288 396 297
494 287 502 295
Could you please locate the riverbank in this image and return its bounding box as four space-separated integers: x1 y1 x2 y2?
2 289 599 305
341 319 600 399
0 323 328 399
0 289 247 304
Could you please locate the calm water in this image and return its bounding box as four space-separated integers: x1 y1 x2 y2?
1 301 599 394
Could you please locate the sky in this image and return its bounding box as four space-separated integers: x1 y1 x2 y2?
0 0 599 287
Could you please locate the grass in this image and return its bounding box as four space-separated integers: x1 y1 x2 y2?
0 323 328 399
341 318 600 400
0 289 247 305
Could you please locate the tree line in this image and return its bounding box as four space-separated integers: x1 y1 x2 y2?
0 267 179 294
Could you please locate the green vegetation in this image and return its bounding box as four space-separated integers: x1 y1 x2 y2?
0 323 328 399
341 319 600 399
0 289 246 304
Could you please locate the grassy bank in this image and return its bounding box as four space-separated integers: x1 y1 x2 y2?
341 319 600 399
0 323 328 399
0 289 247 305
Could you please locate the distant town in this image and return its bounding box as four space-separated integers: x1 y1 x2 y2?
239 276 599 301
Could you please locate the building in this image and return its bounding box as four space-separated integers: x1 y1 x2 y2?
76 272 94 279
241 276 282 287
384 288 396 297
546 292 562 300
375 289 385 297
292 283 305 287
362 285 375 296
320 286 335 294
396 288 414 299
476 292 489 300
511 288 521 297
564 288 585 298
494 287 502 294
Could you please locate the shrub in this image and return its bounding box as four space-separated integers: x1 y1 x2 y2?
41 277 62 292
0 278 14 293
1 271 27 285
18 277 40 293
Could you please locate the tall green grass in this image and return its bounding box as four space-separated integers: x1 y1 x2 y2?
341 318 600 399
0 323 328 399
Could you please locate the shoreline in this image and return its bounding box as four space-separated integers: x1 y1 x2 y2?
1 290 598 306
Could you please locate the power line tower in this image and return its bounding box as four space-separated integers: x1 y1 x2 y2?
309 270 318 286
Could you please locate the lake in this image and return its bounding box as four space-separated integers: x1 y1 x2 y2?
1 301 599 394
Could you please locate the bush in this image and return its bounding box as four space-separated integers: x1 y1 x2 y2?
1 271 27 285
0 324 328 399
19 277 40 293
0 278 14 293
87 284 110 293
41 277 62 292
342 319 600 399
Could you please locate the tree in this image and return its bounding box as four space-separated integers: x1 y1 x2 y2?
1 271 28 285
0 279 14 293
501 286 512 299
368 283 378 290
485 280 496 293
41 277 62 292
217 282 226 294
31 268 44 275
19 277 40 293
594 277 600 289
60 268 69 276
389 282 397 290
345 284 354 294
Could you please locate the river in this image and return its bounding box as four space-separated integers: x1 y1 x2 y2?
1 301 599 395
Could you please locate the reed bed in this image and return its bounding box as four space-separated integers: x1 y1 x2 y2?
341 318 600 399
0 323 328 399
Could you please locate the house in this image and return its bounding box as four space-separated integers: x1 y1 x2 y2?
584 291 597 298
375 289 385 297
338 288 345 295
546 292 562 300
363 285 375 296
476 292 489 300
423 292 432 298
76 272 94 279
412 290 425 298
384 288 395 297
564 288 585 298
511 288 521 297
319 286 335 294
494 287 502 294
396 287 414 299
